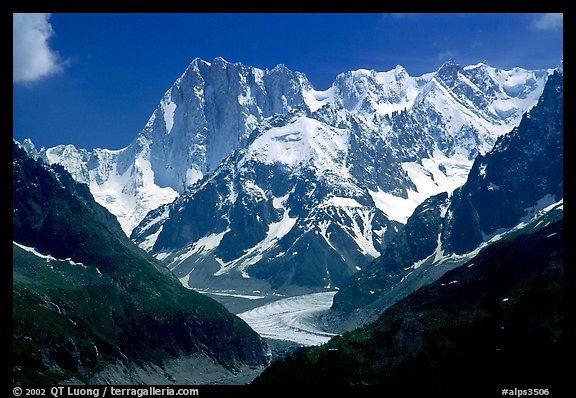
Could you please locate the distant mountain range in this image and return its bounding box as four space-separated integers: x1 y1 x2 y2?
14 55 563 389
252 71 563 387
25 57 552 296
325 69 563 331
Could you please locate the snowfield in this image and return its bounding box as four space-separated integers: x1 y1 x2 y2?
237 291 338 346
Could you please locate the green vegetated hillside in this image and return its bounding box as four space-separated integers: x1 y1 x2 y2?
12 142 268 384
253 219 564 391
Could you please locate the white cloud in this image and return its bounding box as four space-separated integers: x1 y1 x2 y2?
13 13 64 83
531 13 563 31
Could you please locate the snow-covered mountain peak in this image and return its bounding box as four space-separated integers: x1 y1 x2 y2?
39 57 550 259
332 64 421 116
393 64 407 73
133 56 312 191
189 56 211 66
437 57 459 70
212 55 229 66
270 63 291 74
409 60 549 157
42 144 92 184
19 138 40 160
36 58 316 236
433 58 462 87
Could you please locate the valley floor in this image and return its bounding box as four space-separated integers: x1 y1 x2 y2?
197 290 342 384
201 290 340 384
63 290 339 385
201 289 339 344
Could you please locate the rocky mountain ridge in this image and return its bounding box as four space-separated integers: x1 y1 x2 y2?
26 57 551 294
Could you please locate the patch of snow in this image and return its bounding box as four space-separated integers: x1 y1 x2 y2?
433 232 445 262
302 87 335 112
154 251 172 262
349 208 380 258
243 116 350 178
324 196 363 208
13 241 57 262
373 226 387 238
368 150 472 224
400 270 415 283
521 194 558 221
253 67 265 86
404 250 434 271
186 168 203 187
479 163 487 178
273 193 290 209
89 155 179 235
244 180 268 202
139 225 163 252
320 198 380 258
14 242 87 270
161 95 177 134
370 150 471 224
404 149 473 198
238 89 251 106
169 229 229 268
317 220 338 253
179 272 192 289
214 208 298 277
368 189 416 224
136 207 171 237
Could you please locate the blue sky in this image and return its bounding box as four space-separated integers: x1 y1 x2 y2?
13 13 563 151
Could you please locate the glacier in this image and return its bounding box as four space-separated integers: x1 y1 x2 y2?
237 291 338 346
